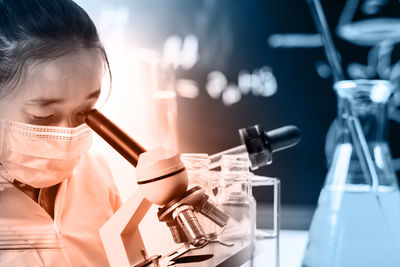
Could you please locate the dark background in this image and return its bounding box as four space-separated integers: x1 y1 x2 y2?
80 0 400 206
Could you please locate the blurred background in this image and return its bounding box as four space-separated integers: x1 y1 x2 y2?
76 0 400 230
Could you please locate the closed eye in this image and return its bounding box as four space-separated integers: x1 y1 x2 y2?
31 114 54 120
27 114 56 125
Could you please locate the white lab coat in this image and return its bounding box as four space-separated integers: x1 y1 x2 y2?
0 151 122 266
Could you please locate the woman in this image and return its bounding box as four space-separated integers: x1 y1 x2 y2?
0 0 122 266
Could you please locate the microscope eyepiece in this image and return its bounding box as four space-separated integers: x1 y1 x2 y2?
85 109 146 167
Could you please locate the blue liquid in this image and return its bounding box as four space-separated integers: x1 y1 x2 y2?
303 184 400 267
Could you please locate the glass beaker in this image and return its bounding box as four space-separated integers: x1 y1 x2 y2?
303 80 400 267
217 155 256 252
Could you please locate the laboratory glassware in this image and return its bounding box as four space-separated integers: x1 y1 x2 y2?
217 155 256 253
253 176 280 239
251 175 280 267
210 171 280 238
180 153 210 193
302 80 400 267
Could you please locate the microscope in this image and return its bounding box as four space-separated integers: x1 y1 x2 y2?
85 110 231 266
85 109 300 267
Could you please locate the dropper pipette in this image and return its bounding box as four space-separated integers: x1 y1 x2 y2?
209 125 301 170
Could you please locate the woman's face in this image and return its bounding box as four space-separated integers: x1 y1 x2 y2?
0 48 103 127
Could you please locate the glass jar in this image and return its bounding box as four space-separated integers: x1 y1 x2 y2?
180 153 210 193
217 154 256 251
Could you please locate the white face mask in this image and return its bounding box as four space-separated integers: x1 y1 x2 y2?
0 119 93 188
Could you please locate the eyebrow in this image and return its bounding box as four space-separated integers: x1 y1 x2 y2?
26 89 101 107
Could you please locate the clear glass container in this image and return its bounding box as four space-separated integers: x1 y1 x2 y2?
252 176 281 239
251 175 280 267
180 153 210 193
303 80 400 267
217 155 256 252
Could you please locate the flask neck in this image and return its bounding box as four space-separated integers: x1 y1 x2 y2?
327 80 397 188
335 80 392 143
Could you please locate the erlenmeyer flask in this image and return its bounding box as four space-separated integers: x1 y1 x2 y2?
336 0 400 46
303 80 400 267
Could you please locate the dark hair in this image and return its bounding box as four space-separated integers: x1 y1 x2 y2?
0 0 111 97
